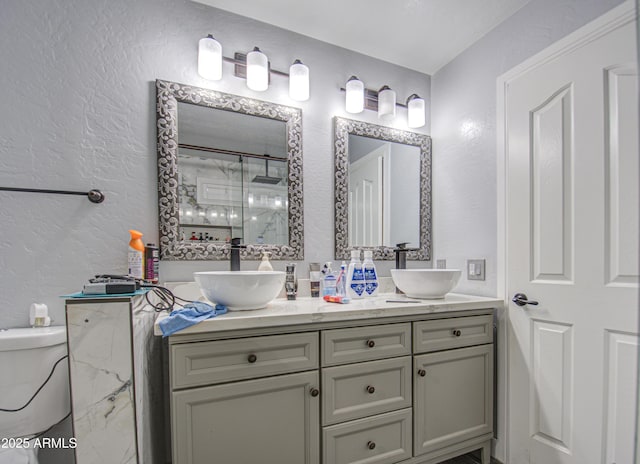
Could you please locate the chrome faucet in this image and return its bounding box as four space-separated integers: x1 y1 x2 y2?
230 238 246 271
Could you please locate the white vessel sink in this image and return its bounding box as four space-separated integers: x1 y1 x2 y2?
194 271 286 310
390 269 461 299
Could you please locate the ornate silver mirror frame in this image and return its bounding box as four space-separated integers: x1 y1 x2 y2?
333 116 431 260
156 80 303 260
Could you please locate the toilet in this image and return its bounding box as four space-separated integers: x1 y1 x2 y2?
0 327 70 464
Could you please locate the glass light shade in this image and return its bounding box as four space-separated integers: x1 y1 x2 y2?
345 76 364 113
198 35 222 81
378 86 396 121
289 60 309 101
407 94 426 128
246 47 269 91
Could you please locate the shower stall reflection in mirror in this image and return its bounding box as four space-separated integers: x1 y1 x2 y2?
178 147 289 246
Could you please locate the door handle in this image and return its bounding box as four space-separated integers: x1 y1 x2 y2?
512 293 539 307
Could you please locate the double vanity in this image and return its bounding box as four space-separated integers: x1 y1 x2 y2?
155 78 496 464
157 293 499 464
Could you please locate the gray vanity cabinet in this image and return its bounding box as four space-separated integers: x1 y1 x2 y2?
167 309 495 464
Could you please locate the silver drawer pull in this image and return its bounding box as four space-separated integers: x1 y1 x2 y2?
247 354 257 363
367 441 376 450
366 385 375 394
366 339 375 348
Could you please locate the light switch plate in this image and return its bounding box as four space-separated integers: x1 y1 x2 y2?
467 259 486 281
436 259 447 269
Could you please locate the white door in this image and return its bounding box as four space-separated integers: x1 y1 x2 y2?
503 4 639 464
348 145 386 247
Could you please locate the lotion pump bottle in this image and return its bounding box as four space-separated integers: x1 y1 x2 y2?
258 251 273 271
346 250 365 299
363 250 379 297
128 230 144 279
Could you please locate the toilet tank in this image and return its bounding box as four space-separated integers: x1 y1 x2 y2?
0 327 70 439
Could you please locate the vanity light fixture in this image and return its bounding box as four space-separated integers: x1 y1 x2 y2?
407 94 426 128
197 36 311 100
246 47 269 91
198 35 223 81
345 76 364 113
377 85 396 121
289 59 309 101
340 79 426 127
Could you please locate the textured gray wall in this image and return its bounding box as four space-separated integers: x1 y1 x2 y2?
0 0 430 330
431 0 624 298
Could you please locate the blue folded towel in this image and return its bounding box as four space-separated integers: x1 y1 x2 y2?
158 301 227 337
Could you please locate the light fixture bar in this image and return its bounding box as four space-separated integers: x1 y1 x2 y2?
224 54 290 79
339 87 409 110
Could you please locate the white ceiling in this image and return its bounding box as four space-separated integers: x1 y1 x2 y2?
193 0 530 75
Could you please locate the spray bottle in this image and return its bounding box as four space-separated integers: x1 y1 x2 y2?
128 230 145 279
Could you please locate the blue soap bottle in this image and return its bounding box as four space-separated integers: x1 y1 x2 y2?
363 250 379 297
346 250 365 299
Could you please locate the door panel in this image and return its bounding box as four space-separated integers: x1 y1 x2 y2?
603 330 639 464
530 320 573 453
530 85 574 283
604 64 640 286
349 145 386 247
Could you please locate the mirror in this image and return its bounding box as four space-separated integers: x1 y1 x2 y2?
334 117 431 260
157 80 303 261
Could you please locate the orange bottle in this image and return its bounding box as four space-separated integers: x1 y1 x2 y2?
128 230 145 279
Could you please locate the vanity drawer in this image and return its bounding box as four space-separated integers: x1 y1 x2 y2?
323 408 412 464
413 315 493 354
321 323 411 366
322 356 411 425
171 332 319 389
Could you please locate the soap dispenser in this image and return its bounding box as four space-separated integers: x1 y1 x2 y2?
346 250 365 299
363 250 379 297
258 251 274 271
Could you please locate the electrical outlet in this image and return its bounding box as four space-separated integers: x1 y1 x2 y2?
467 259 486 281
436 259 447 269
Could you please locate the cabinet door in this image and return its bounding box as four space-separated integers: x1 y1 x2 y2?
414 344 493 456
172 371 319 464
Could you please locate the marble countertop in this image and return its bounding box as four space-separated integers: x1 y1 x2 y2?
154 285 502 336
